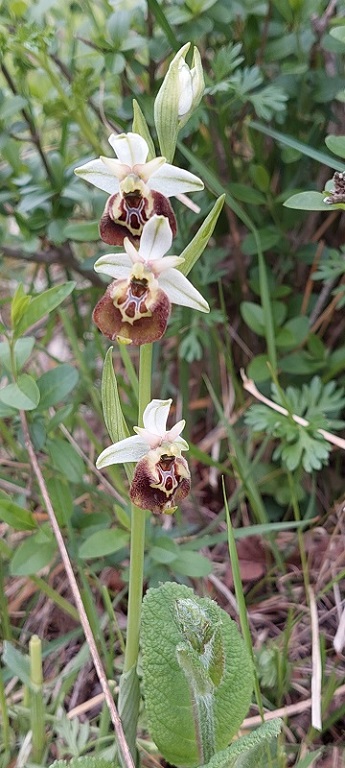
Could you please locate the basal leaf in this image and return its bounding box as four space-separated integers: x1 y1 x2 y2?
78 528 129 559
141 582 253 767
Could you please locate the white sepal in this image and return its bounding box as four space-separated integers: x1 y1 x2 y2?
160 269 210 313
96 435 148 468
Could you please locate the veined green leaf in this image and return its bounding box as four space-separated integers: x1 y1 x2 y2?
141 582 253 767
202 719 283 768
101 347 130 444
179 195 225 277
14 282 75 337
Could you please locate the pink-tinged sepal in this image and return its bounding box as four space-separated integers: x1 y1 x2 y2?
130 452 191 515
100 190 177 246
92 279 171 345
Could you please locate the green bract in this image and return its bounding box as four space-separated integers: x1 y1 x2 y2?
141 582 253 767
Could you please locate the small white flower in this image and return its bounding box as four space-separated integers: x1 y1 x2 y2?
94 214 210 316
75 131 203 198
96 398 188 468
96 398 191 514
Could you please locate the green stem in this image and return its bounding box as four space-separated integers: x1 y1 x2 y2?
29 635 45 763
0 662 11 758
123 344 152 671
287 471 310 599
0 557 12 641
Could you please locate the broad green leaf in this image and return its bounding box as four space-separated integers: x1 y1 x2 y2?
101 346 130 444
0 374 40 411
247 354 270 382
78 528 129 559
37 364 79 408
174 550 212 577
240 302 265 335
0 337 35 373
330 26 345 45
14 282 75 337
10 532 57 575
150 537 179 564
179 195 225 276
141 582 253 767
325 134 345 159
3 641 31 688
284 191 339 210
202 719 283 768
64 221 100 241
0 401 17 417
0 500 37 530
47 438 85 483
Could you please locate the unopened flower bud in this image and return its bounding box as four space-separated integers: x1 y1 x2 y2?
154 43 204 162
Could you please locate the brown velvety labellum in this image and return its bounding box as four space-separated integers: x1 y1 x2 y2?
99 190 177 246
130 454 191 514
92 282 171 345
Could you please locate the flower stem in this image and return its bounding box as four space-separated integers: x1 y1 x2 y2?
29 635 45 764
124 343 153 673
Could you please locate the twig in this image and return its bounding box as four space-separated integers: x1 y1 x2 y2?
241 371 345 452
309 587 322 731
20 410 135 768
242 681 345 728
1 244 103 287
1 62 54 185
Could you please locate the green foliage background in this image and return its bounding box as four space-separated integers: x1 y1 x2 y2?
1 0 345 765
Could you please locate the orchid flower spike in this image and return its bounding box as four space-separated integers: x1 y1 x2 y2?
92 214 210 345
97 399 191 515
74 132 203 245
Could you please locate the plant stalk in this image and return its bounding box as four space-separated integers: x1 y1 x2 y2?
29 635 45 763
123 344 152 671
118 344 152 765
